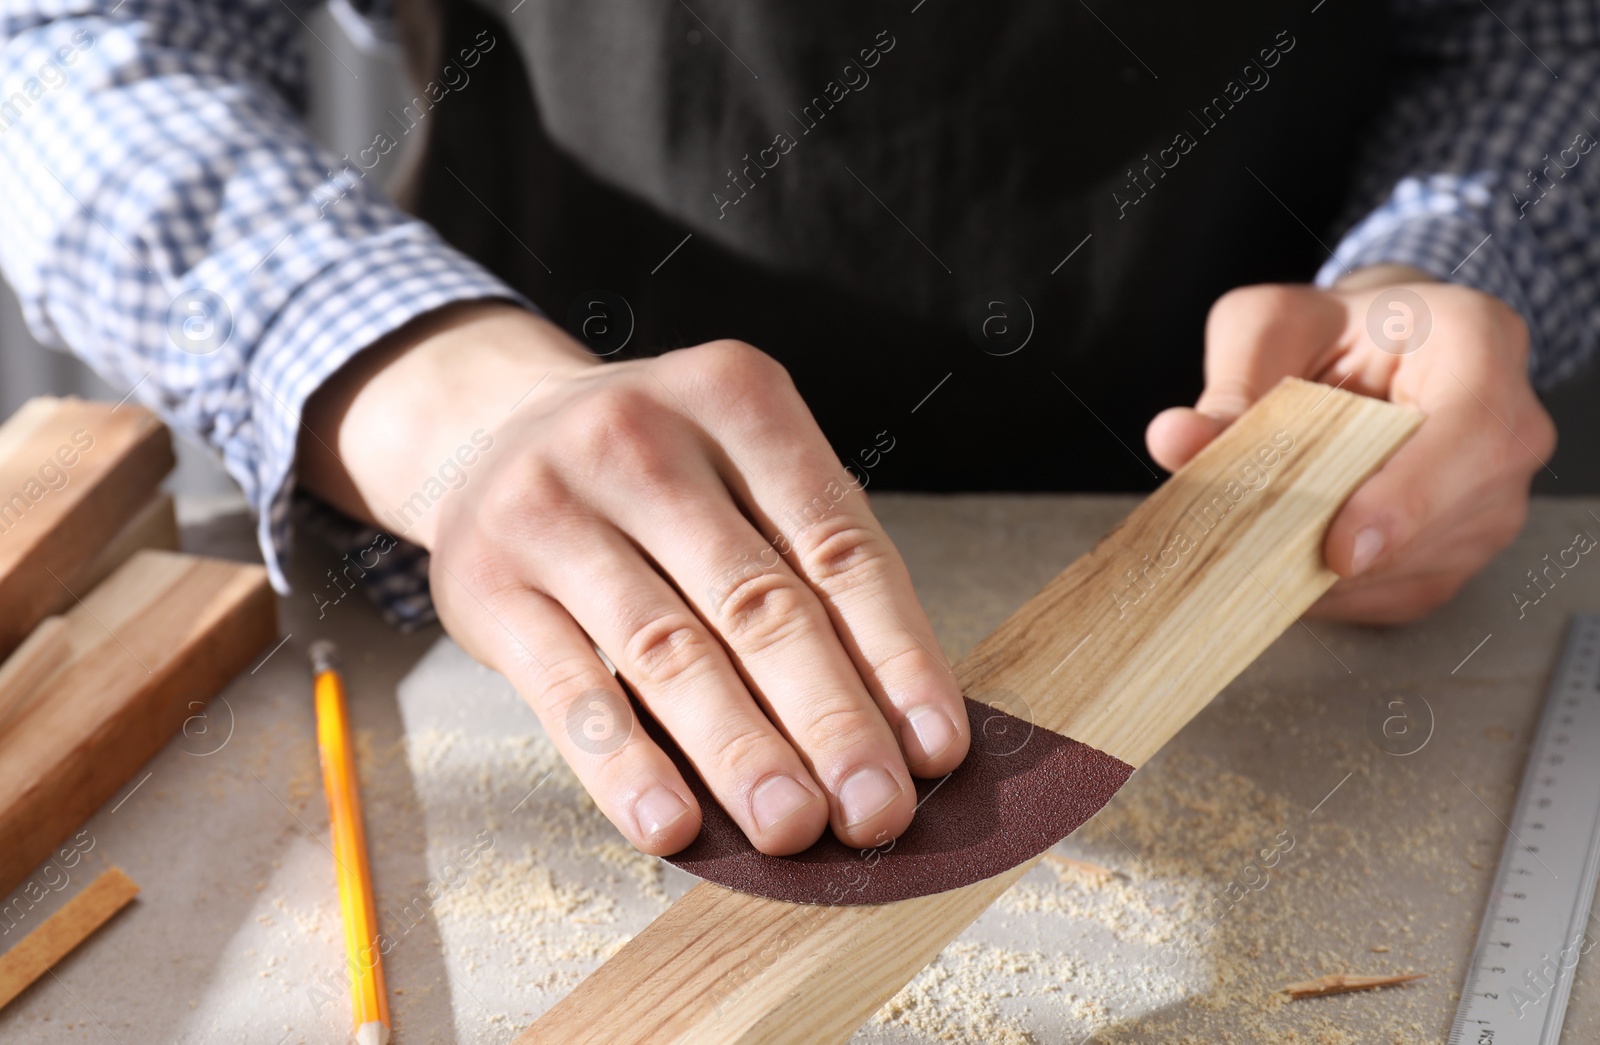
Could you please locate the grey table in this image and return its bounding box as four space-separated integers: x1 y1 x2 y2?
2 494 1597 1044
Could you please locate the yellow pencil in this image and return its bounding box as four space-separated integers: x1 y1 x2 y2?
311 640 391 1045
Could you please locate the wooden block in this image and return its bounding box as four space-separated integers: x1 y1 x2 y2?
0 398 175 660
0 616 70 736
72 492 180 595
0 496 181 739
518 378 1422 1045
0 550 277 898
0 867 139 1010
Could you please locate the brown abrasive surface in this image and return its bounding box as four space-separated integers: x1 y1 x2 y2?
649 697 1135 906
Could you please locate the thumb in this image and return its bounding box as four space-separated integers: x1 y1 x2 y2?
1147 285 1347 472
1145 408 1229 472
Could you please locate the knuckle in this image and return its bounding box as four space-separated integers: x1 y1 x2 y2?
566 386 667 469
869 641 945 691
1488 296 1533 362
623 614 717 687
705 722 781 780
478 465 561 531
793 517 891 591
716 572 814 654
1521 407 1558 464
1206 284 1294 337
429 555 531 666
471 469 587 569
687 341 797 433
433 544 520 608
1206 284 1341 371
537 657 619 712
799 703 886 756
697 339 789 388
1206 285 1259 324
1479 403 1550 481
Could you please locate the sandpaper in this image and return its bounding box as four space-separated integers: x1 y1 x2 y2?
646 696 1134 906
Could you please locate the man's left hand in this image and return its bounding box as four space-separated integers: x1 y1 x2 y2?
1146 267 1557 623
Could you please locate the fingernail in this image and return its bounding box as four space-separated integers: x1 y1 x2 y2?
752 775 817 832
839 765 903 827
904 705 959 763
1350 527 1385 574
635 786 691 838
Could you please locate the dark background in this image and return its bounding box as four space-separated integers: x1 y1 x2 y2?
1 6 1592 497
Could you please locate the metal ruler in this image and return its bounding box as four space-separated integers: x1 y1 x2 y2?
1451 614 1600 1045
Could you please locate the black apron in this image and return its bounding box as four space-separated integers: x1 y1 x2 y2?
400 0 1392 492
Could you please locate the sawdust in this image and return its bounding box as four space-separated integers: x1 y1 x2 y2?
392 726 679 1003
256 645 1463 1044
872 941 1042 1044
591 839 671 904
387 712 1448 1043
868 747 1442 1043
433 845 619 930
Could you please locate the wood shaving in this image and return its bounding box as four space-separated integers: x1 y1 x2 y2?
1280 973 1427 1000
1041 853 1117 879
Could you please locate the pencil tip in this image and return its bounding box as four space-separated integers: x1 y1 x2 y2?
354 1021 390 1045
309 639 339 674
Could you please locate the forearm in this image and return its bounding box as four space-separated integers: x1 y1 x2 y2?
0 1 530 592
298 302 597 549
1319 0 1600 387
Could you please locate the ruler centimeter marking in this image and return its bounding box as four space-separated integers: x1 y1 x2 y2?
1450 614 1600 1045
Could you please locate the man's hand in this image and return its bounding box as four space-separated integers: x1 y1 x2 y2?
1146 268 1557 623
300 302 969 857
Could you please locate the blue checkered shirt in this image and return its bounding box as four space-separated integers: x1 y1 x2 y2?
2 0 1596 629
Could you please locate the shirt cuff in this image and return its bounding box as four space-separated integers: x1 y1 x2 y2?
295 493 437 631
1313 197 1562 387
242 224 531 597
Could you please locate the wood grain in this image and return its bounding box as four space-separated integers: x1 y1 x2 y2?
0 550 277 897
0 867 139 1010
518 379 1421 1045
72 492 180 595
957 376 1421 764
0 616 70 736
0 398 175 660
0 494 184 740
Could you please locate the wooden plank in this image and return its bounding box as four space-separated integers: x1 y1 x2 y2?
957 376 1420 764
0 867 139 1010
0 550 277 897
518 378 1422 1045
0 397 175 660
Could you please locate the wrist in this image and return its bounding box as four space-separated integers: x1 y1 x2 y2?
1332 264 1435 293
299 300 593 547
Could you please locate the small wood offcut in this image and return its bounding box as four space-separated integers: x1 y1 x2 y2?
0 398 279 923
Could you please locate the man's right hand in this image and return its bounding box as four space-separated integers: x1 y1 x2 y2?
299 302 970 856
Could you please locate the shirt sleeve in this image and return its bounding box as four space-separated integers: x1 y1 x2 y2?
0 0 528 603
1315 0 1600 389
